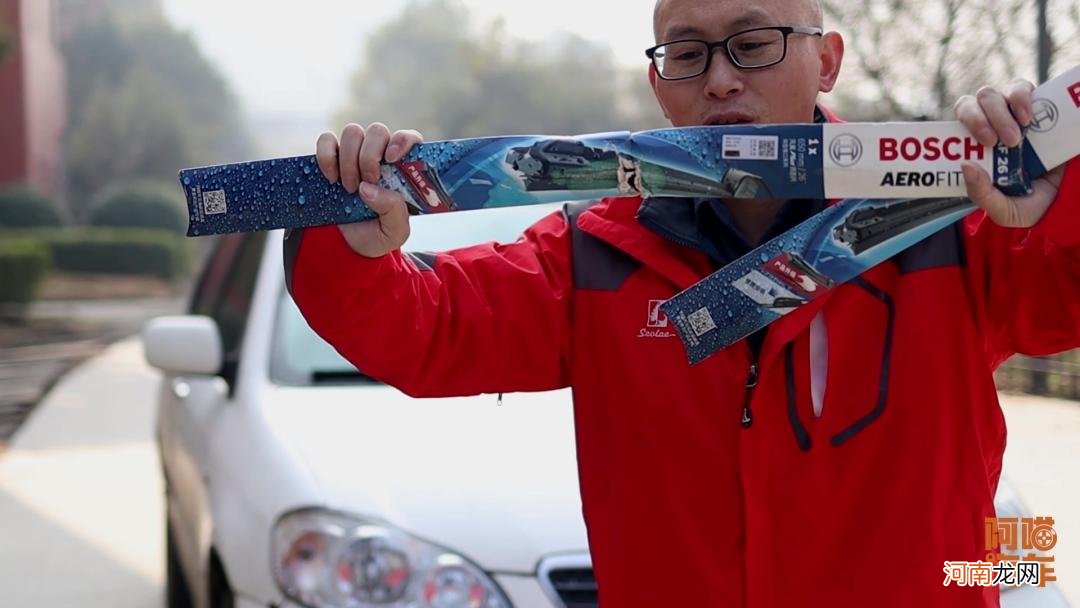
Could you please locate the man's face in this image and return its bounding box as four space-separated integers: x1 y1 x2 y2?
649 0 843 126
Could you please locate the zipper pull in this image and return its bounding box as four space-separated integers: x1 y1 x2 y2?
741 364 759 428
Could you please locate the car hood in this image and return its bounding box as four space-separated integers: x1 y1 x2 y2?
260 384 588 573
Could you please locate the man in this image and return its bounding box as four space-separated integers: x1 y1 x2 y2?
286 0 1079 605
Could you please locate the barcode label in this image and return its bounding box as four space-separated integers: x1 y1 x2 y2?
732 270 799 310
722 135 779 160
203 190 227 215
687 307 717 338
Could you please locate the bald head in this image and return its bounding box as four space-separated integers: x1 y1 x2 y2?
653 0 823 42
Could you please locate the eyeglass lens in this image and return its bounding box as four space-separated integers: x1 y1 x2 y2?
654 29 787 79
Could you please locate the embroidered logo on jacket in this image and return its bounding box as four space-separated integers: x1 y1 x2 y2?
639 300 675 339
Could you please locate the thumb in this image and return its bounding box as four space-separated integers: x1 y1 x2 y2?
334 182 411 258
359 182 411 248
961 162 1016 227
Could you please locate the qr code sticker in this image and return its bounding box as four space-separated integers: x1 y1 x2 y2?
722 135 780 161
755 137 778 159
203 190 227 215
687 307 717 338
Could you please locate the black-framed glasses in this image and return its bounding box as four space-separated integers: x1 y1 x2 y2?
646 26 823 80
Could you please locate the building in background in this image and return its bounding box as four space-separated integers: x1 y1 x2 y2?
0 0 65 199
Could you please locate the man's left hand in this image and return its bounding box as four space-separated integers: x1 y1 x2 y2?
954 79 1066 227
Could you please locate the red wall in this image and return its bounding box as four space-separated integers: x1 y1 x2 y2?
0 0 27 187
0 0 65 199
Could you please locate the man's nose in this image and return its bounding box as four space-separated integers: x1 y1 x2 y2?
702 48 745 99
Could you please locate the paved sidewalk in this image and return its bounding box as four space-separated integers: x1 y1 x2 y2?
0 297 184 446
1001 394 1080 605
0 338 163 607
0 337 1075 606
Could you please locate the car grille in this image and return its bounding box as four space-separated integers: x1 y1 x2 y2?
547 567 598 607
537 553 597 608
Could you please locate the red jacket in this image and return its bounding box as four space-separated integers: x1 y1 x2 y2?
287 158 1080 607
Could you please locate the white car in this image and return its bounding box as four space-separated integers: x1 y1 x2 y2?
143 204 1068 608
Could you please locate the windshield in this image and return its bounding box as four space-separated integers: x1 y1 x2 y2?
270 204 561 385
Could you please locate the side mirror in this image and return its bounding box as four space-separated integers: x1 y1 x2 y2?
142 315 223 376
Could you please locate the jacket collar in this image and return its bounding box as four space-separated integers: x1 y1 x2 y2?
575 106 845 367
576 196 714 291
576 105 839 289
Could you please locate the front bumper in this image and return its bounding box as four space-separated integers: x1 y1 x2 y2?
258 574 558 608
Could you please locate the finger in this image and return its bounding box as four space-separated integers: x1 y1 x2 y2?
954 95 997 148
976 86 1023 147
358 122 391 184
1004 79 1036 126
385 129 424 163
338 123 365 193
315 132 340 183
962 162 1016 226
358 182 410 245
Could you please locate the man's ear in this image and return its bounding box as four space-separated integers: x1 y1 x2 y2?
648 63 672 120
818 32 844 94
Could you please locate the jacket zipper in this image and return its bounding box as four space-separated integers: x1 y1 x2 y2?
638 205 759 429
742 362 759 428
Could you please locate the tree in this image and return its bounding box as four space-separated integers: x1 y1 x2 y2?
61 1 251 211
821 0 1080 121
337 0 666 139
66 66 194 206
0 13 14 62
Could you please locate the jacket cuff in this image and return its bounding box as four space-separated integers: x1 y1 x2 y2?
1029 158 1080 248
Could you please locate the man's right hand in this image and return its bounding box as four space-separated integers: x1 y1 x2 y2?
316 123 424 258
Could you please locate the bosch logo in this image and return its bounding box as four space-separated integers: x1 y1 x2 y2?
880 136 985 162
829 134 863 167
1028 99 1059 133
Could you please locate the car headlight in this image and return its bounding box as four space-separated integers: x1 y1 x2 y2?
272 508 512 608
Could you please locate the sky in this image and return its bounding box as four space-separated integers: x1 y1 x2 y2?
160 0 659 154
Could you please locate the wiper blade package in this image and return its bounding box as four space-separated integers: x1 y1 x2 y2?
661 65 1080 364
178 63 1079 237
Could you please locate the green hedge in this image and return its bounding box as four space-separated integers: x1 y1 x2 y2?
4 228 194 280
0 238 51 303
0 186 63 228
89 181 187 233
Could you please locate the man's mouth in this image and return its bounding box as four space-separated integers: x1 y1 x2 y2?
704 113 756 126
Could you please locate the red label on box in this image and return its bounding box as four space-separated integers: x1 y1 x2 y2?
761 253 834 299
399 160 455 213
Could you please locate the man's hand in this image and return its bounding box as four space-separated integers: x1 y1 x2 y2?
316 123 424 257
954 80 1066 228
